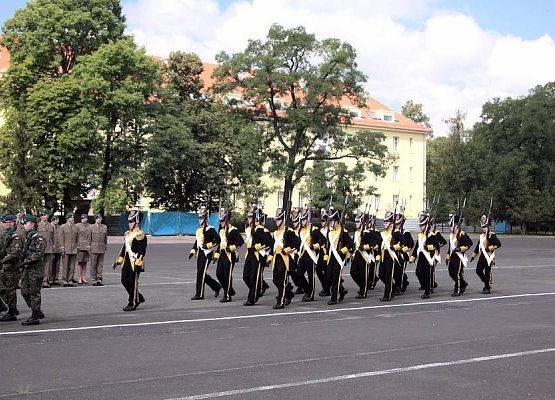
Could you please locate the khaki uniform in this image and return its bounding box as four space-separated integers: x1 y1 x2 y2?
51 223 62 282
76 222 91 263
37 220 54 284
90 223 107 283
59 222 78 284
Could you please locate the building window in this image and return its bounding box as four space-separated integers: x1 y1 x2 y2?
392 136 399 152
409 137 413 148
277 191 284 208
392 194 399 207
409 167 413 181
393 166 399 181
384 114 393 121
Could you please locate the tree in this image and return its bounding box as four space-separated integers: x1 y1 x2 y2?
214 24 388 214
401 100 432 138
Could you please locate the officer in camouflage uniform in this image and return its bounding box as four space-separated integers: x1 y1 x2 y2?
20 215 47 325
0 214 24 322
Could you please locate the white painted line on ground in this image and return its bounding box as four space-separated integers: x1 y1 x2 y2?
167 348 555 400
1 292 554 337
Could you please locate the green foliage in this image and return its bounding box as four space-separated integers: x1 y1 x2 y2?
214 24 388 212
91 185 131 215
401 100 432 138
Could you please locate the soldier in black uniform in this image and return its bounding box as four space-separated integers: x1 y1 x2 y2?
270 208 301 309
471 214 502 294
410 212 440 299
317 208 331 297
350 211 373 299
379 211 403 301
214 208 244 303
365 213 383 291
243 206 273 306
20 215 47 325
0 214 24 322
430 220 447 292
446 213 473 296
325 209 354 305
189 206 222 300
394 212 414 295
114 211 148 311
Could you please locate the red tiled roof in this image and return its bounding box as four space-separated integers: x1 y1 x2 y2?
0 37 10 72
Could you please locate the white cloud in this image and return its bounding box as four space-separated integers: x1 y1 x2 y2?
124 0 555 135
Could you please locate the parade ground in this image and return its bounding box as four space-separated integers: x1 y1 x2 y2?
1 235 554 400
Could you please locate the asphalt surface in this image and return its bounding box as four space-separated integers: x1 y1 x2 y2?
0 235 554 399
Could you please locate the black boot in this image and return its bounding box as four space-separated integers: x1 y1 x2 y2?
273 303 284 309
37 310 46 319
191 295 204 300
319 289 331 297
460 281 468 294
301 294 314 302
451 291 460 297
327 299 338 305
220 296 232 303
482 287 491 294
122 303 136 311
421 293 430 299
21 311 41 326
0 311 17 322
380 296 391 302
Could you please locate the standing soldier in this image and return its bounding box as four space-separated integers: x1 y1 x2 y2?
50 216 62 285
90 214 108 286
325 209 354 305
350 211 373 299
365 213 382 291
0 214 24 322
379 211 403 301
76 214 91 284
471 214 502 294
410 212 440 299
394 212 414 295
20 215 47 325
270 207 300 309
189 206 222 300
446 213 473 296
242 206 273 306
37 211 54 288
317 208 331 297
59 213 78 287
214 208 244 303
114 210 147 311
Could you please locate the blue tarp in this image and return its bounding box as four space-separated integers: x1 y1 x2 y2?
120 212 218 236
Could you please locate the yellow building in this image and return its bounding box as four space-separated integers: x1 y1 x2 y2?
201 64 429 218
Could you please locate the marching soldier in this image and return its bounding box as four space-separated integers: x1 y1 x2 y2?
325 209 354 305
410 212 440 299
20 215 47 325
289 208 305 296
90 214 108 286
471 214 502 294
243 206 273 306
365 213 382 291
50 216 62 285
76 214 91 284
378 211 403 301
270 207 300 309
214 208 244 302
37 211 54 288
446 213 473 296
430 219 447 292
350 211 373 299
189 206 222 300
59 213 78 287
0 214 24 322
316 208 331 297
394 212 414 295
296 207 326 302
114 210 147 311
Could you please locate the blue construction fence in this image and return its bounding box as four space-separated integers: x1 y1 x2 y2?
119 212 218 236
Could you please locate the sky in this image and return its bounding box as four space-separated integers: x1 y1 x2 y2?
1 0 555 135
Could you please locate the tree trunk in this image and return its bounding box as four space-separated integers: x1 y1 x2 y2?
99 128 113 215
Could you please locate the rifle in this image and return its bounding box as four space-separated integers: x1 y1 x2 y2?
456 196 466 239
336 192 349 252
391 198 399 233
486 197 493 237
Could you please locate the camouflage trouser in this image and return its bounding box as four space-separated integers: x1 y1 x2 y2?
0 266 21 312
21 266 44 312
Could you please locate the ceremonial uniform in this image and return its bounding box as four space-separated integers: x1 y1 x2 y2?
59 214 78 286
393 213 414 294
115 211 147 311
411 212 440 299
90 217 108 285
350 212 374 299
316 210 331 297
271 208 301 309
379 211 403 301
189 207 222 300
37 215 54 287
0 215 24 321
20 216 47 325
472 215 502 294
214 208 244 302
365 218 383 291
446 213 473 296
296 209 326 301
243 207 273 306
325 210 355 305
430 229 447 291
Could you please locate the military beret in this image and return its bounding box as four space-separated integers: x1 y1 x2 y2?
23 215 38 223
80 214 88 219
1 214 16 222
95 214 103 220
51 215 60 221
66 212 75 218
40 210 49 216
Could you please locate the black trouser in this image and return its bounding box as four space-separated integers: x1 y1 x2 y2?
195 251 221 298
316 253 330 293
379 255 396 299
415 256 432 295
476 255 493 290
272 255 292 306
121 261 144 306
448 255 467 293
368 260 379 288
431 261 438 288
216 252 235 299
350 251 369 295
296 252 315 297
243 250 262 304
326 256 345 302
